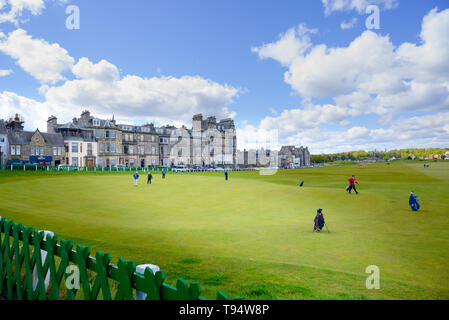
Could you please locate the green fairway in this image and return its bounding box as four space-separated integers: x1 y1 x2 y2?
1 161 448 300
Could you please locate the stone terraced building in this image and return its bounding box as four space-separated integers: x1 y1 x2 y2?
1 110 311 169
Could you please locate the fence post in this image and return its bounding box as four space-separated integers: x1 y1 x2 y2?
136 264 160 300
32 230 55 292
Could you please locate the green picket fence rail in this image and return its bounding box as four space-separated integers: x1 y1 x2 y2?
0 217 243 300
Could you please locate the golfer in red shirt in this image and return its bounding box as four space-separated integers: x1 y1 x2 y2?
347 175 359 194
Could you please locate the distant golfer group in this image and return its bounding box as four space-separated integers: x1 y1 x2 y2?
132 169 166 187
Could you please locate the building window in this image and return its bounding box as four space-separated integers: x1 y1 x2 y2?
95 130 100 139
124 134 128 141
88 143 92 156
106 143 111 153
99 143 103 153
58 147 62 156
129 159 135 167
110 131 116 139
30 146 35 155
72 143 79 153
93 119 100 126
178 149 182 157
141 135 144 142
98 158 103 167
151 136 155 142
72 157 78 166
129 146 134 154
140 146 144 155
152 159 156 165
152 147 155 155
111 143 116 153
11 145 15 155
53 147 57 156
111 158 116 166
39 147 43 156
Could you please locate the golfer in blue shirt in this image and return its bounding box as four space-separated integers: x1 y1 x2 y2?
133 172 139 186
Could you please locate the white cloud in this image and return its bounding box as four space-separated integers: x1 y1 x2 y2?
0 29 75 83
0 68 12 76
41 71 240 125
72 57 120 82
253 8 449 119
321 0 399 15
340 17 358 30
251 23 318 67
0 90 52 130
259 104 349 137
0 0 45 25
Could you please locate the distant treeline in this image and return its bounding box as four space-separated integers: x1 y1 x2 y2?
311 148 449 163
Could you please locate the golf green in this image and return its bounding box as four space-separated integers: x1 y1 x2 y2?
1 161 448 300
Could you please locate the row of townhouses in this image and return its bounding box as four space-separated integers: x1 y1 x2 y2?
0 111 310 168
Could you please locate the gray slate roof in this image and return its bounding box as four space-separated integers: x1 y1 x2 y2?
41 132 64 146
57 122 82 130
8 131 34 145
7 130 64 146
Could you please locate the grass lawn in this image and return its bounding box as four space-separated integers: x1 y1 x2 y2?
0 161 448 300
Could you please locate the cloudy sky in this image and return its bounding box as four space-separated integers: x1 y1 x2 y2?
0 0 448 153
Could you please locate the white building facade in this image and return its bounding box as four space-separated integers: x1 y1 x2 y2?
0 120 8 165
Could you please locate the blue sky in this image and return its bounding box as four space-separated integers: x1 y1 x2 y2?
1 0 448 153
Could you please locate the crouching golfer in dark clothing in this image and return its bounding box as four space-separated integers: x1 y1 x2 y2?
147 172 153 184
314 209 325 232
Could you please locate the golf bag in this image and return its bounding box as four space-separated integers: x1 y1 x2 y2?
314 215 325 231
409 193 420 212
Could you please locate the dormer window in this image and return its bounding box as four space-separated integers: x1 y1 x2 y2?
93 119 100 127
